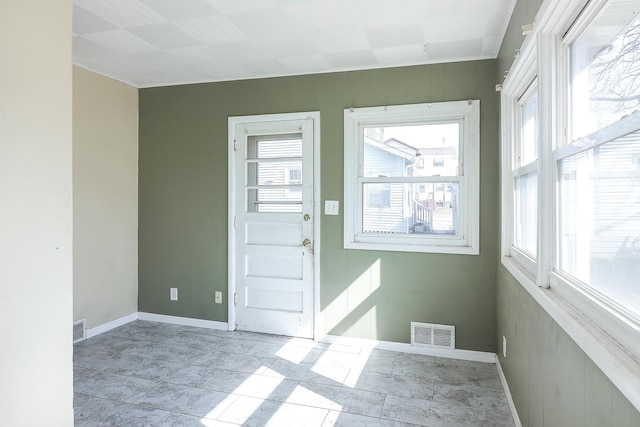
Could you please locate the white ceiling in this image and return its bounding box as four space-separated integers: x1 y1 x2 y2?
73 0 516 88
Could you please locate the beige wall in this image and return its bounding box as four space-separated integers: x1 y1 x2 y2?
73 66 139 329
0 0 73 424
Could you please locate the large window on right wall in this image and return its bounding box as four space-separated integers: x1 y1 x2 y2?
557 0 640 319
501 0 640 403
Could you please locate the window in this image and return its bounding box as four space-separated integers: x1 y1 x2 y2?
500 0 640 405
557 2 640 318
366 183 391 208
247 136 303 212
284 166 302 196
287 167 302 185
344 100 480 254
514 81 538 258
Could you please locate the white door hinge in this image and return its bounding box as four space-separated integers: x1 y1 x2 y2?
233 139 237 151
234 293 237 305
233 216 237 228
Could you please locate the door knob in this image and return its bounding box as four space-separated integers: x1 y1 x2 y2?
303 238 312 247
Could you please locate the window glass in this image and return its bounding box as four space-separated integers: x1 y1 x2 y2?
514 171 537 255
569 5 640 142
520 89 538 166
513 86 539 257
363 124 459 178
560 2 640 316
366 183 391 208
558 132 640 315
362 182 458 234
246 136 303 213
359 122 461 236
250 138 302 159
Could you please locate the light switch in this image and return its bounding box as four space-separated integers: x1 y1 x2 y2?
325 200 339 215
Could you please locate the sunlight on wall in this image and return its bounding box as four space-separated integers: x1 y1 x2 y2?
324 259 382 334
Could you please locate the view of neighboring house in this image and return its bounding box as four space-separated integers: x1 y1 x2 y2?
362 128 459 235
248 136 303 213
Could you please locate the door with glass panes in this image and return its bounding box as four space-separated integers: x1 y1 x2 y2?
232 116 315 338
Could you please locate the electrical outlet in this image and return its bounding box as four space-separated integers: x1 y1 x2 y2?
502 335 507 358
215 291 223 304
170 287 178 301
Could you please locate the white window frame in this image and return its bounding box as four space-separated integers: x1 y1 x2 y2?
501 42 539 279
500 0 640 412
553 0 640 350
344 101 480 255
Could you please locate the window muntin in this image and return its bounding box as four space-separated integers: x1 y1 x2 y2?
344 101 479 254
558 1 640 319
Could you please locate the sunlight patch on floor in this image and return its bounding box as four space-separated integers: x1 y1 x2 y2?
275 340 314 364
202 366 279 423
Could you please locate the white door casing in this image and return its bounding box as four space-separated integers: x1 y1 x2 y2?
228 112 320 339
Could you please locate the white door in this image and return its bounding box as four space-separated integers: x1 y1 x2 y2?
231 115 315 338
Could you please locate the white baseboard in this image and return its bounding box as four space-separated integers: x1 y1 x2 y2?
138 312 229 331
317 334 497 364
86 312 138 339
496 356 523 427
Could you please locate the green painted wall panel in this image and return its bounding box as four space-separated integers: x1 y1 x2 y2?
139 61 500 351
497 268 640 426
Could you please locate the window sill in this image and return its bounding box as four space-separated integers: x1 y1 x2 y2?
345 240 479 255
501 256 640 413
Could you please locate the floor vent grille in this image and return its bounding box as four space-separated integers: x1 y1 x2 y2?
411 322 455 349
73 319 86 343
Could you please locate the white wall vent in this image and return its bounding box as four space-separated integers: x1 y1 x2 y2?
73 319 86 343
411 322 455 349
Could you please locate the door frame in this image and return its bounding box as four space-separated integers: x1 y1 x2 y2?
228 111 321 339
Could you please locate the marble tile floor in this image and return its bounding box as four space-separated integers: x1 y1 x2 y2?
74 320 516 427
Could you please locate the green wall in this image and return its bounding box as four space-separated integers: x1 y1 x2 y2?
139 60 500 351
498 270 640 426
496 0 640 425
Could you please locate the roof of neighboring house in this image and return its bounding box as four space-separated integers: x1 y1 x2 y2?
365 137 416 161
384 138 419 154
420 146 458 156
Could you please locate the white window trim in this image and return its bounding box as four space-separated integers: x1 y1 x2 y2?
344 101 480 255
501 32 539 278
501 0 640 413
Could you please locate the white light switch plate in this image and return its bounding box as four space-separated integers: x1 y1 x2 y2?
325 200 339 215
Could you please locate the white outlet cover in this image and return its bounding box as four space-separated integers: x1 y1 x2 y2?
325 200 339 215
